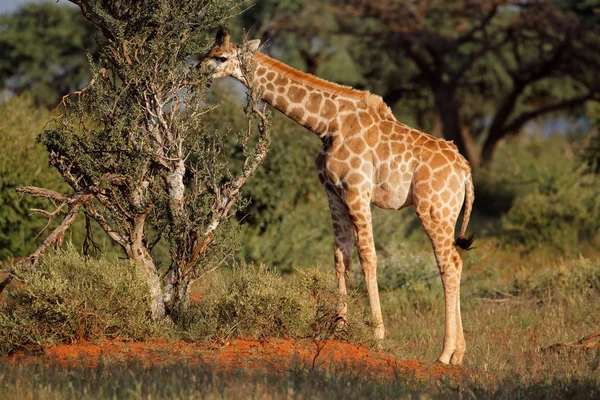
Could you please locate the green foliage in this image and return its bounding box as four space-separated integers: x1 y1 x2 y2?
376 246 440 311
584 132 600 174
203 93 323 231
0 3 99 106
180 265 370 342
512 257 600 301
474 137 600 253
0 246 157 355
495 138 600 253
237 198 333 270
240 114 323 230
0 96 66 258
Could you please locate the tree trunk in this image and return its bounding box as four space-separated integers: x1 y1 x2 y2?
162 274 191 319
480 132 503 167
480 83 524 166
126 213 166 320
128 243 166 320
435 88 479 166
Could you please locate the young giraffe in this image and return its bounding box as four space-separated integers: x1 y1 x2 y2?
203 28 474 366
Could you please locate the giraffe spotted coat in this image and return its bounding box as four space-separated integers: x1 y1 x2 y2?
203 29 474 366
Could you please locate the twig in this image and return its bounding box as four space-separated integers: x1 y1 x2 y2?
476 297 535 304
543 331 600 353
30 203 68 240
181 232 215 278
16 186 69 203
311 339 327 371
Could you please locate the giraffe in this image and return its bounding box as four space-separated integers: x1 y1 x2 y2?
203 28 475 366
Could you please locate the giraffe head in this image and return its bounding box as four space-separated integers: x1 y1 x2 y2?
202 28 260 80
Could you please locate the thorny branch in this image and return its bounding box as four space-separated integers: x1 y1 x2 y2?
0 188 93 294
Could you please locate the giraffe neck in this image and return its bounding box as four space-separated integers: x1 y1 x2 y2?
232 53 395 140
243 53 344 139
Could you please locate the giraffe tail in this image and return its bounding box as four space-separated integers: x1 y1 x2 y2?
455 164 475 251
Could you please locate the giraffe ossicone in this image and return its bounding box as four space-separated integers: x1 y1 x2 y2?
203 28 475 366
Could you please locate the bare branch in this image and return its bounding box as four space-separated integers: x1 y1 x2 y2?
16 186 69 203
543 331 600 353
503 93 595 136
85 203 129 248
181 232 215 279
0 193 93 294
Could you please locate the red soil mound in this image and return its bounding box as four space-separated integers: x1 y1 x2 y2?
6 339 460 381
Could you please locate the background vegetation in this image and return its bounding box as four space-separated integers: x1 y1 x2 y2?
1 0 599 398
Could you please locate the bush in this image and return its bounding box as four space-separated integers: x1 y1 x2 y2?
180 265 371 343
375 244 441 311
512 258 600 301
478 137 600 253
0 246 156 355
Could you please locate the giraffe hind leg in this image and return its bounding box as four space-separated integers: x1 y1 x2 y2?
325 190 353 326
416 205 466 366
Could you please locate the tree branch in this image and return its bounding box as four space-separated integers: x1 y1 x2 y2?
67 0 115 41
16 186 69 203
0 193 93 294
455 3 502 46
85 203 129 249
502 93 594 136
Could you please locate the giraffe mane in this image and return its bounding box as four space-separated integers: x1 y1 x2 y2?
255 53 396 121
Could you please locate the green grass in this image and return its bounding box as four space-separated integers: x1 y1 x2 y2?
0 331 598 400
1 240 599 398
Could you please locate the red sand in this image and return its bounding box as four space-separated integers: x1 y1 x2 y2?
5 338 461 381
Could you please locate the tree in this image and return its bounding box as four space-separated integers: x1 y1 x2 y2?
1 0 272 320
0 3 99 107
336 0 600 166
0 96 66 258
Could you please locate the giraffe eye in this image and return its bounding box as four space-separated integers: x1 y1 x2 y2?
215 56 228 62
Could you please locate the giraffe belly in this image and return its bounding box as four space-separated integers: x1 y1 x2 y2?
372 181 413 210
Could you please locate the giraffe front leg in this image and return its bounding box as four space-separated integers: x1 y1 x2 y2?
349 199 385 340
326 191 353 326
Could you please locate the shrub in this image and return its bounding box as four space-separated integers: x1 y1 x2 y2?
479 137 600 253
180 265 371 343
375 245 441 312
0 246 156 355
512 258 600 301
502 183 600 253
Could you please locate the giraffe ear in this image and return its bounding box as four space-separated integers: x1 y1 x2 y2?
215 27 230 48
245 39 261 53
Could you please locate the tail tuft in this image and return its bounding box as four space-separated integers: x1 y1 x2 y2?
455 233 475 251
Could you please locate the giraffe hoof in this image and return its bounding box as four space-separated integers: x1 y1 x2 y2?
450 351 464 366
437 351 464 366
437 356 451 365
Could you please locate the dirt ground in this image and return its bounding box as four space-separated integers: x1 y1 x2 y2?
6 339 461 381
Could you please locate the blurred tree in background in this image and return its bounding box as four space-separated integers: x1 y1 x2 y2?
0 96 65 258
334 0 600 165
0 3 99 107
